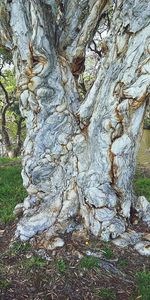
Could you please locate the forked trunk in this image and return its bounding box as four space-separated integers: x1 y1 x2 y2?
1 0 150 243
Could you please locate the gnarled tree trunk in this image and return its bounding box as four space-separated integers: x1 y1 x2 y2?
0 0 150 243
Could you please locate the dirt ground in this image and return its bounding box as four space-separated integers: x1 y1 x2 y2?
0 219 150 300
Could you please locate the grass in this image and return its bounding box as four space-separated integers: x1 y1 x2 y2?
79 255 100 269
117 258 128 268
24 255 47 269
0 279 11 290
102 245 114 259
56 259 69 273
134 177 150 202
10 241 31 254
136 270 150 300
0 157 20 165
97 288 116 299
0 160 27 224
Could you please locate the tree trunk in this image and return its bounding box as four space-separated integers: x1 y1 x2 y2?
1 0 150 242
13 116 24 157
1 104 17 158
0 80 14 157
0 78 17 158
1 105 11 146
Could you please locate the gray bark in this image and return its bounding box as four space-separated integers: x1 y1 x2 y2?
0 0 150 243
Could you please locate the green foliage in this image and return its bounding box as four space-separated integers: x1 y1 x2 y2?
136 270 150 300
134 178 150 202
1 69 16 93
117 258 128 268
0 279 11 290
102 245 114 259
0 56 25 153
97 288 116 299
56 259 68 273
10 241 31 254
0 157 20 164
79 255 100 269
24 256 47 269
0 69 18 140
0 162 27 224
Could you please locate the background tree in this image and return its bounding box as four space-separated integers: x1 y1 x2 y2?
0 0 149 244
0 48 25 157
144 106 150 129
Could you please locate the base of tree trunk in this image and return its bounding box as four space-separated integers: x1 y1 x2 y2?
14 195 150 256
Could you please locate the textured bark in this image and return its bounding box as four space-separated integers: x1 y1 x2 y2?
0 0 150 243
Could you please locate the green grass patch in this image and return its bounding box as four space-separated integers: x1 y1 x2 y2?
117 258 128 268
0 157 20 165
97 288 116 299
79 255 100 269
134 177 150 202
0 164 27 224
102 246 114 259
0 279 11 289
10 241 31 254
136 270 150 300
24 255 47 269
56 259 69 273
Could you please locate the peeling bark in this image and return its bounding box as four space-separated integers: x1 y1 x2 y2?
1 0 150 244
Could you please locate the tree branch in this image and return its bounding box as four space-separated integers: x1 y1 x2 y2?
14 116 24 156
1 103 12 149
89 40 102 58
0 81 10 105
66 0 109 61
0 1 12 49
59 0 90 51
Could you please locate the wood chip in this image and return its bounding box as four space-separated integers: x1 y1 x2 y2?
0 229 5 237
142 233 150 242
